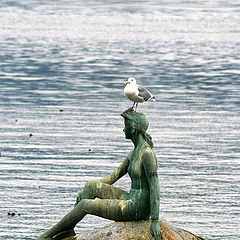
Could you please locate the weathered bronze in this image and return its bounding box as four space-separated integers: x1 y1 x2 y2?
37 109 161 240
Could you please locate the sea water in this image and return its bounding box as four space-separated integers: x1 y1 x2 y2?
0 1 239 239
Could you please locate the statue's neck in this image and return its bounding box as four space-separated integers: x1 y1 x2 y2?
132 134 145 148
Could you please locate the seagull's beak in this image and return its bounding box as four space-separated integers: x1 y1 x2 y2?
124 81 130 85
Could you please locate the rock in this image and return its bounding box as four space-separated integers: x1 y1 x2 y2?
63 220 206 240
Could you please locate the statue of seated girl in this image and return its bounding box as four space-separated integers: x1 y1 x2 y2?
37 109 162 240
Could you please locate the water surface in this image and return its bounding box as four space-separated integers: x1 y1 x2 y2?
0 1 240 239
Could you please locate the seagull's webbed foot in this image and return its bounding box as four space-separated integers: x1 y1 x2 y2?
131 102 139 113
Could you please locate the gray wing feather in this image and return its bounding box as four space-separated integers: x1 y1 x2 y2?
138 85 153 101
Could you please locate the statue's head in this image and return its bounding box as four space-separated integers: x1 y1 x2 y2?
121 109 150 141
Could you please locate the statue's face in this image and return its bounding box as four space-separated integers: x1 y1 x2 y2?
123 118 133 139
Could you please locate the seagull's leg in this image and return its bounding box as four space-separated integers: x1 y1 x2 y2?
130 102 135 110
135 102 138 111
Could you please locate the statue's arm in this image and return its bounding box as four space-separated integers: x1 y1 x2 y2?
99 155 130 185
143 149 162 240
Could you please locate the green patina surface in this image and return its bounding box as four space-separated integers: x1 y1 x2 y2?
37 109 161 240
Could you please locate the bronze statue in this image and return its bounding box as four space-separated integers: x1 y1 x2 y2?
37 109 161 240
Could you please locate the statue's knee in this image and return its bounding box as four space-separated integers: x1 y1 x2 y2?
79 199 90 211
84 180 94 190
84 180 100 191
77 180 103 203
76 182 96 204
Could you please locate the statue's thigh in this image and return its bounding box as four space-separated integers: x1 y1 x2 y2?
82 199 138 221
85 180 129 200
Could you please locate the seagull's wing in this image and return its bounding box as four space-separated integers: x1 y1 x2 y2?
138 85 154 101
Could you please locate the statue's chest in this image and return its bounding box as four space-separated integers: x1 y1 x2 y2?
128 156 142 179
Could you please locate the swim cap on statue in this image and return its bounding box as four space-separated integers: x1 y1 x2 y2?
121 109 153 147
121 109 149 133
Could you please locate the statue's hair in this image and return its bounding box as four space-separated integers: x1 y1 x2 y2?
121 109 153 148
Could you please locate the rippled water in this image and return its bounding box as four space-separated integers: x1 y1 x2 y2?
0 1 240 239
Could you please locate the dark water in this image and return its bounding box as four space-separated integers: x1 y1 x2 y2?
0 1 240 239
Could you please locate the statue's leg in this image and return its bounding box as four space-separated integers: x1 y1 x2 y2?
38 181 129 239
37 200 87 240
75 180 129 206
78 198 140 221
38 198 137 240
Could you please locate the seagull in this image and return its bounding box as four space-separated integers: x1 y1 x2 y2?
124 77 156 110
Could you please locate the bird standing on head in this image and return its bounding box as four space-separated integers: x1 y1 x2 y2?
124 77 156 111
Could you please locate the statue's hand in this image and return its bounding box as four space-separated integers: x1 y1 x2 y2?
150 220 162 240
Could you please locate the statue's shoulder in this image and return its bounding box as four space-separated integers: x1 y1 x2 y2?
141 144 154 155
126 150 134 160
141 145 157 166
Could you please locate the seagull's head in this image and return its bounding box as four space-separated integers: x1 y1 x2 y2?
125 77 136 85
